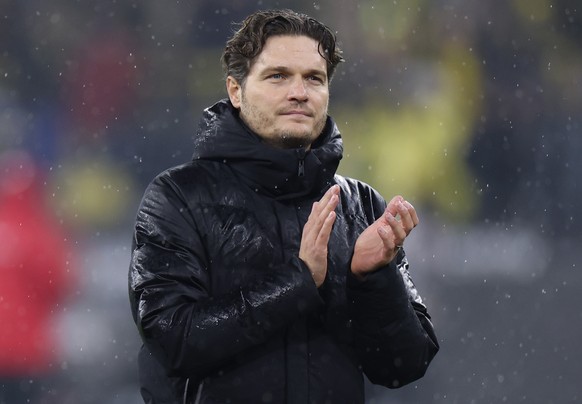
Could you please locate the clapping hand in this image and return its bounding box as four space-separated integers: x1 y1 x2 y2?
299 185 340 287
350 195 418 278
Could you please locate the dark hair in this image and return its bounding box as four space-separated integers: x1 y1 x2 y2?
221 9 344 85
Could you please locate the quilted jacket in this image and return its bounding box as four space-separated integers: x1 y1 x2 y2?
129 99 439 404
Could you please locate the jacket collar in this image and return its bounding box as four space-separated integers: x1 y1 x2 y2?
192 99 343 201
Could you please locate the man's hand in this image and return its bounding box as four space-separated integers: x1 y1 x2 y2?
351 195 419 278
299 185 340 287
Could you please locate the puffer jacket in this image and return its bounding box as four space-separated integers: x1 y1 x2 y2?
129 99 439 404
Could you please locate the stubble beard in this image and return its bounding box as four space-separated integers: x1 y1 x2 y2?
276 130 314 149
239 93 327 150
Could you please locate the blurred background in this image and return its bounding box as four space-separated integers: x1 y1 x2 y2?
1 0 580 402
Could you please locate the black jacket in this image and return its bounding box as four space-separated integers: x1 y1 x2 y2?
129 100 439 404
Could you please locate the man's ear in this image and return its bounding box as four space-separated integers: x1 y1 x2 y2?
226 76 242 108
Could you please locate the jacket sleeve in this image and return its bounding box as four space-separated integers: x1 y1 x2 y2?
346 185 439 388
128 171 323 378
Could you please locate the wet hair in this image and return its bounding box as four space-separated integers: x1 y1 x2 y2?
221 9 344 86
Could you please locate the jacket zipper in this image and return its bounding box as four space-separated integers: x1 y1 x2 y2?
296 148 306 177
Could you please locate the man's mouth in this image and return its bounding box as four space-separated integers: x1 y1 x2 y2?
281 110 312 117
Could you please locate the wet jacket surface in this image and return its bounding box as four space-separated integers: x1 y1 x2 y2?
129 99 439 404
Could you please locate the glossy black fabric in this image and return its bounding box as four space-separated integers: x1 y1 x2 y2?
129 99 439 404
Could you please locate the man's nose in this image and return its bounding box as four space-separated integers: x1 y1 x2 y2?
287 78 308 101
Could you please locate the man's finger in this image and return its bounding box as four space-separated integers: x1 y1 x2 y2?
377 224 399 263
319 184 339 207
386 195 403 216
396 201 414 232
308 185 338 220
304 187 339 242
404 200 419 227
315 211 336 248
317 194 338 229
386 212 406 246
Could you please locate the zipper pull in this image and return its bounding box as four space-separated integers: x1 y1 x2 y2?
296 148 306 177
298 159 305 177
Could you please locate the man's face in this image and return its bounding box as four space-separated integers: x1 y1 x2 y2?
227 35 329 149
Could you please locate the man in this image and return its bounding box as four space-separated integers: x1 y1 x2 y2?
129 9 438 404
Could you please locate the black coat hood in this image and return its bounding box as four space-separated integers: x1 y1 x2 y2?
192 99 343 201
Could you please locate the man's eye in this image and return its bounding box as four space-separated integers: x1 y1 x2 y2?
270 73 284 79
308 76 324 83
